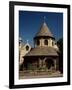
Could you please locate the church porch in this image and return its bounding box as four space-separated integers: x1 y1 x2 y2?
23 56 59 73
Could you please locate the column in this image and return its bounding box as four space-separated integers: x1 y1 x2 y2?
56 58 59 71
39 58 42 69
42 57 47 68
54 59 56 70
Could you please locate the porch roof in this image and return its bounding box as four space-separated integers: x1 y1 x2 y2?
25 47 59 57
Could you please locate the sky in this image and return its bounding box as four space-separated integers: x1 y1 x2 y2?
19 11 63 47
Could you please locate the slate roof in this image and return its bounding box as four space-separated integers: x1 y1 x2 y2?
25 47 58 57
34 22 54 38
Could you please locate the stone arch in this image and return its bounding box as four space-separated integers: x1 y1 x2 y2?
45 58 54 69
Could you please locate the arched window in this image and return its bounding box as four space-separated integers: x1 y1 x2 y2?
36 40 40 46
26 45 29 51
44 39 48 45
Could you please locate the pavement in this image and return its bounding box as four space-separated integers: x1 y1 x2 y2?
19 71 63 79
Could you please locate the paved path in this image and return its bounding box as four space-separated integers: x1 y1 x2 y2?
19 71 63 79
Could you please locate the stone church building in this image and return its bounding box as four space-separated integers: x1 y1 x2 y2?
23 20 59 72
19 37 31 65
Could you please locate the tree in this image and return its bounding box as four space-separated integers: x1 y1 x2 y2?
57 38 63 73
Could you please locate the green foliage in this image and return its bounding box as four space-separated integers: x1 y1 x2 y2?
57 38 63 54
57 38 63 73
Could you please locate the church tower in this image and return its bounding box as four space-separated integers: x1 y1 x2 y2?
34 17 58 50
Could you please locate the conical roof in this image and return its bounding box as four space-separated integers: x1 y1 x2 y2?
34 22 54 38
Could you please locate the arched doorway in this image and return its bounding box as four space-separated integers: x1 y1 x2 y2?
46 58 54 69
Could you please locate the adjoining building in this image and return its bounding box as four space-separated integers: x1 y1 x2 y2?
19 38 31 66
23 20 59 72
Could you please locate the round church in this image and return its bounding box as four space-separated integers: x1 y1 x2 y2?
23 20 59 73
